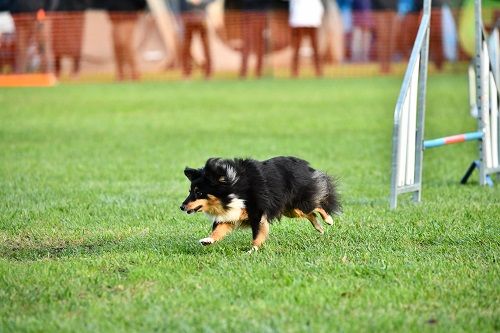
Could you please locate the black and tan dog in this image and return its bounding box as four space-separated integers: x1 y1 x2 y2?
180 157 341 252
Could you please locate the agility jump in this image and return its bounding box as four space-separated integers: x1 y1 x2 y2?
390 0 500 209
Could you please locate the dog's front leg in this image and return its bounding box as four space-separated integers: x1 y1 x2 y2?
248 215 269 253
199 222 235 246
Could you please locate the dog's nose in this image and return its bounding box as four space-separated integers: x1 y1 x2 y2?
180 205 185 211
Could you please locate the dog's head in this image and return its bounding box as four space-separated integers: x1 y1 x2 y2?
180 158 240 215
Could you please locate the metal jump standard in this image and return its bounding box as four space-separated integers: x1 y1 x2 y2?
390 0 500 209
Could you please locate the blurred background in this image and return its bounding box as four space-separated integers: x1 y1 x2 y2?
0 0 498 82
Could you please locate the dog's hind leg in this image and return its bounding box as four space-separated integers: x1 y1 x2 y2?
306 213 324 234
285 209 324 234
314 207 334 225
199 222 235 246
249 215 269 253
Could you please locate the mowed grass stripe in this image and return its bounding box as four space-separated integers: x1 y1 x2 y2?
0 76 499 332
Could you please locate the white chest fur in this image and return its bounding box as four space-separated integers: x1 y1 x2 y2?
206 194 246 224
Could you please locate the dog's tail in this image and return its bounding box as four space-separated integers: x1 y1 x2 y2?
314 171 341 215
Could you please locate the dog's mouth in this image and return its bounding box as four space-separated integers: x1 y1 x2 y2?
186 205 203 214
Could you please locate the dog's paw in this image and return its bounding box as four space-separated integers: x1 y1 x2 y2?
199 237 215 246
324 216 334 225
247 246 259 254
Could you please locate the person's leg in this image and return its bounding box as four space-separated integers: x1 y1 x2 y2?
375 12 387 73
358 11 373 62
351 25 362 62
181 20 194 78
37 15 54 73
375 11 395 73
54 55 62 76
290 27 301 77
387 11 397 71
361 27 372 62
120 17 140 80
239 13 250 78
401 13 416 59
51 13 62 76
308 27 323 77
110 16 125 80
71 12 85 77
198 22 212 78
13 14 32 73
430 8 444 70
50 11 78 77
73 56 81 77
253 12 266 78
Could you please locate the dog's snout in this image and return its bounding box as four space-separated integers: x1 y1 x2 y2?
180 205 186 211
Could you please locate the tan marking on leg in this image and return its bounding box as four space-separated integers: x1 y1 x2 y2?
315 207 333 225
210 222 235 242
306 213 324 234
284 208 306 219
199 222 235 246
284 209 323 232
294 209 307 218
251 216 269 251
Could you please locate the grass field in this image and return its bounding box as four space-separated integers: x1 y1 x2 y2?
1 75 499 332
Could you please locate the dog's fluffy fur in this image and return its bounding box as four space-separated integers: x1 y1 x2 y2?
180 156 341 252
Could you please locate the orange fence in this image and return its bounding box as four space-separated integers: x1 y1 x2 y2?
0 3 498 83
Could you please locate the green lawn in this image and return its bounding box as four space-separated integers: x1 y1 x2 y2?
0 75 499 332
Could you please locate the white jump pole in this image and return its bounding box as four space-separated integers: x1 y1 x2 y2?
390 0 430 209
405 55 420 186
391 0 500 208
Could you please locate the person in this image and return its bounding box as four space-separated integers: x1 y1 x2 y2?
239 0 269 78
163 0 183 70
9 0 54 73
179 0 215 79
97 0 146 81
351 0 372 62
372 0 397 73
0 11 16 72
288 0 324 78
50 0 89 78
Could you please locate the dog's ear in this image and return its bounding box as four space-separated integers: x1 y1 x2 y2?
204 158 238 185
204 171 220 185
204 158 222 184
184 167 202 181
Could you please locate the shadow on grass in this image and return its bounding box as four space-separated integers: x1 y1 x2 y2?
0 233 213 261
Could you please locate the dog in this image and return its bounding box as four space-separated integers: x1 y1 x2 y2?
180 156 341 252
